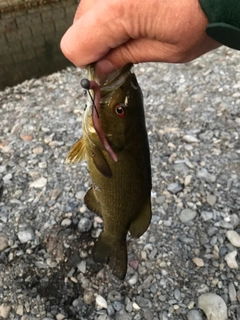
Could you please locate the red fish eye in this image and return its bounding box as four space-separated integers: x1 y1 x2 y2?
115 104 126 118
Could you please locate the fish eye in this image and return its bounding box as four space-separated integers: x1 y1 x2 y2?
115 103 126 118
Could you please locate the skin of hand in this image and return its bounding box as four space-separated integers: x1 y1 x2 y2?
60 0 220 75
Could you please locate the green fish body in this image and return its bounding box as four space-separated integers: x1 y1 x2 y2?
67 64 152 279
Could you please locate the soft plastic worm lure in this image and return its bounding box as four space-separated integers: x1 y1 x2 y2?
81 78 118 162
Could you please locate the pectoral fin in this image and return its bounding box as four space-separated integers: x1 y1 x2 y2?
84 187 102 216
129 197 152 238
91 147 112 178
66 137 85 163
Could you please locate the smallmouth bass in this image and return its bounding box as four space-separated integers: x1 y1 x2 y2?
67 64 152 280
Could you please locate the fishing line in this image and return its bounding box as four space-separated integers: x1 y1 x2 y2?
81 78 100 118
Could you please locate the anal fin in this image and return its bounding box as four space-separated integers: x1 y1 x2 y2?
129 197 152 238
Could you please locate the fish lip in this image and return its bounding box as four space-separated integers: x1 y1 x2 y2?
87 63 133 96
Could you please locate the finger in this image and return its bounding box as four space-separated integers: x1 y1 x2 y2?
96 36 220 74
61 2 130 67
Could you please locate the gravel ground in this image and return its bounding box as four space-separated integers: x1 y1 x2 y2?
0 47 240 320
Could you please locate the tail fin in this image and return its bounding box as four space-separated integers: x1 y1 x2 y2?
92 231 127 280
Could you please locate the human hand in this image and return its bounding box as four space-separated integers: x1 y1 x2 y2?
60 0 220 75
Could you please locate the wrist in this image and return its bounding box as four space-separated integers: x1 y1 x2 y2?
199 0 240 50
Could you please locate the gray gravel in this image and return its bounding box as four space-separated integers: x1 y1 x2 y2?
0 46 240 320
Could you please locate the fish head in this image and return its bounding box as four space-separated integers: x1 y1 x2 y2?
84 64 144 153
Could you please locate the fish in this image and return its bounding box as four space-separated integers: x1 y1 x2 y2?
67 63 152 280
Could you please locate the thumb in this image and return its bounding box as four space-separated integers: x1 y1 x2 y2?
60 2 130 67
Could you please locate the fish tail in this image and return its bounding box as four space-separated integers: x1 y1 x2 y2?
92 231 127 280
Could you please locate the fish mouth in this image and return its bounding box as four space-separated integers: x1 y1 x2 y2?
88 63 133 94
85 64 133 162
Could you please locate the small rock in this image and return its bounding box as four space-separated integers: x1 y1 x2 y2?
61 218 71 227
192 258 204 267
174 288 182 301
3 173 12 184
155 196 165 205
107 304 115 317
230 214 240 228
198 293 227 320
197 169 216 183
228 282 237 302
225 251 238 269
201 211 213 221
159 311 168 320
75 191 86 200
56 314 65 320
136 296 152 308
167 183 183 194
32 147 43 154
197 284 209 294
44 133 55 144
125 298 133 312
184 175 192 186
83 289 95 305
143 308 154 320
237 290 240 303
0 304 11 319
128 273 138 286
17 228 35 243
207 226 218 237
30 177 47 188
215 220 233 229
50 188 62 200
206 195 217 206
20 134 33 141
108 290 122 302
187 309 203 320
0 234 9 251
78 217 92 232
11 123 22 134
72 299 80 307
115 310 131 320
132 302 141 310
97 315 110 320
113 301 123 312
179 209 197 223
77 260 86 273
183 135 199 143
96 295 108 309
16 304 24 316
38 162 47 169
226 230 240 247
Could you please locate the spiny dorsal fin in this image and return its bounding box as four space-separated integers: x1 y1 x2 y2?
66 137 85 164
